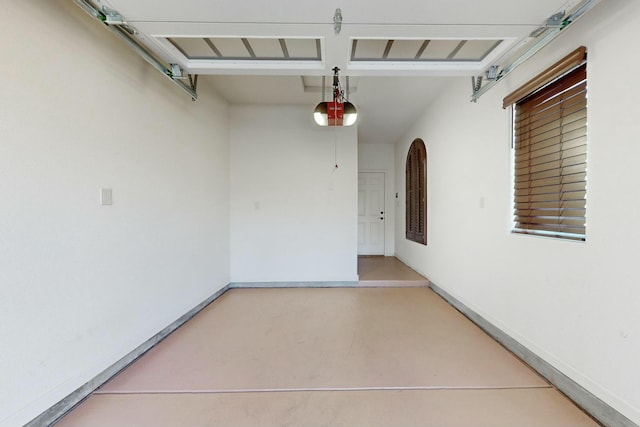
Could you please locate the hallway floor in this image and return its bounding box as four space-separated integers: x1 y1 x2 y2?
56 258 597 427
358 255 428 284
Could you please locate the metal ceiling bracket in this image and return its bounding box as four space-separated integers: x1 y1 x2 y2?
546 11 566 27
471 76 483 102
334 8 343 35
170 64 184 79
73 0 198 100
101 5 125 25
529 26 547 38
485 65 500 80
188 75 198 101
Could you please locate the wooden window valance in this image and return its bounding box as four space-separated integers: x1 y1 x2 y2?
503 46 587 109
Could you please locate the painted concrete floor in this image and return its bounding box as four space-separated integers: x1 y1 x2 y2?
56 258 597 427
358 255 427 284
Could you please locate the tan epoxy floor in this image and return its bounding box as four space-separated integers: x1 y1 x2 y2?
58 388 597 427
97 288 546 392
57 259 597 427
358 256 427 282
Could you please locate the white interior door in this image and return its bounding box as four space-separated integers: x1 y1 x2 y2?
358 172 385 255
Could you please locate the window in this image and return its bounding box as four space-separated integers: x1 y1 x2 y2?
507 47 587 241
406 139 427 245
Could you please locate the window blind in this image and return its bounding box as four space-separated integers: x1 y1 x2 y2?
513 63 587 240
406 139 427 245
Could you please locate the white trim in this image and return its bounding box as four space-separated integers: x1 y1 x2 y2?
428 281 637 427
24 284 231 427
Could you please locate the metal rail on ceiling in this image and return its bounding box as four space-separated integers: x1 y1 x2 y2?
471 0 600 102
73 0 198 100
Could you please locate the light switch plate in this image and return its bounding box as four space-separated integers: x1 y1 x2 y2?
100 188 113 206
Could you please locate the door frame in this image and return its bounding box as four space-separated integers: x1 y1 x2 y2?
358 170 388 256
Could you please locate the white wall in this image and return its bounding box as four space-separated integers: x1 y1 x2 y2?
358 143 395 256
394 0 640 423
230 105 358 282
0 2 230 426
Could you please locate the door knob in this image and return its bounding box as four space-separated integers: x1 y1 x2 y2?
380 217 384 220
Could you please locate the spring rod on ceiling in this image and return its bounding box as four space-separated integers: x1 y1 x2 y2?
73 0 198 100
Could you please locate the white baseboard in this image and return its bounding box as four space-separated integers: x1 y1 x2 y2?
24 284 231 427
429 281 637 427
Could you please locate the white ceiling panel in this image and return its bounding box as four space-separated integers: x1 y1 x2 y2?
209 74 444 145
302 75 359 92
285 39 320 59
353 39 388 60
453 40 501 60
387 40 426 60
419 40 464 60
77 0 598 145
99 0 567 26
170 38 217 58
210 38 252 58
247 38 284 58
301 75 322 88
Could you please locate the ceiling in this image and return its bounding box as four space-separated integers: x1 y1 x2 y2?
81 0 591 144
